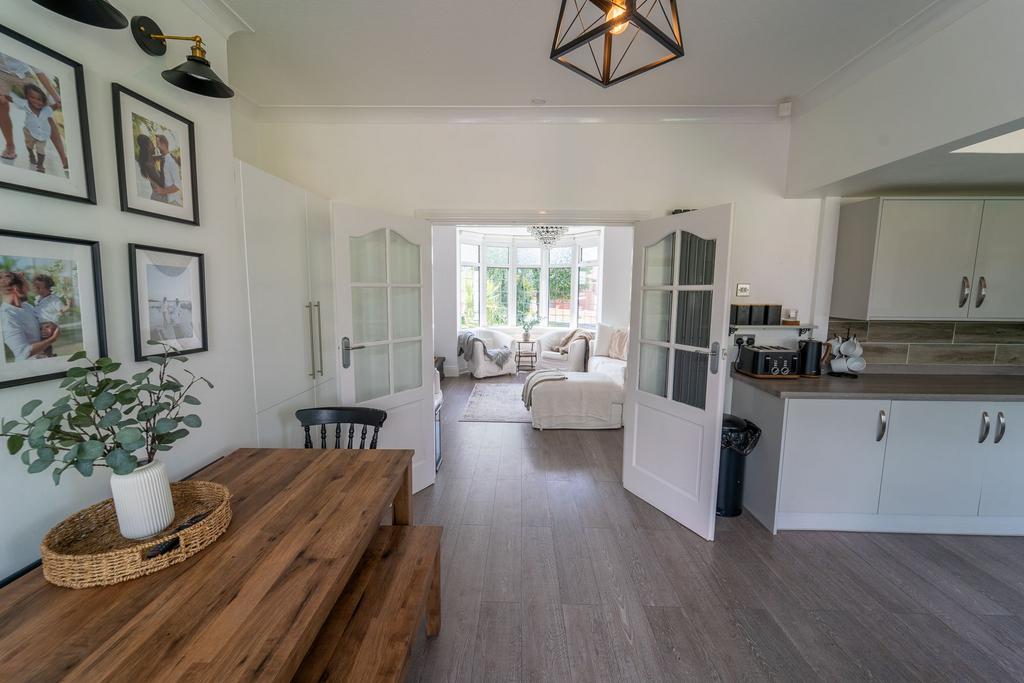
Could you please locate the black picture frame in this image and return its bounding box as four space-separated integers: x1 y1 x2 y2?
0 25 96 204
128 244 208 361
0 228 107 389
112 84 200 225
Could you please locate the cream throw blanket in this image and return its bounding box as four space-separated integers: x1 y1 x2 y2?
521 369 567 408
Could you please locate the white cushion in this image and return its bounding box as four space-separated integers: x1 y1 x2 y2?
589 356 626 386
594 323 615 357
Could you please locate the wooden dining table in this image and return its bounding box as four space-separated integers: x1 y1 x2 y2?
0 447 414 682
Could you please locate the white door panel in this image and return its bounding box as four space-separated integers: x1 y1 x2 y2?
972 201 1024 320
237 163 315 412
623 205 733 541
334 204 435 493
980 403 1024 516
306 193 338 398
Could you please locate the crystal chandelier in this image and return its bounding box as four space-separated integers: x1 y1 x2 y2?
528 225 569 246
551 0 684 87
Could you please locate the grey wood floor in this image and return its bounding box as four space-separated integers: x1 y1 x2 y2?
407 373 1024 682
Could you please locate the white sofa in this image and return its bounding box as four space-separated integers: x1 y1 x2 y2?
528 325 628 430
461 326 589 377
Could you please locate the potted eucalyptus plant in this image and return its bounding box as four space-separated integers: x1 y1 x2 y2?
2 343 212 539
521 317 539 342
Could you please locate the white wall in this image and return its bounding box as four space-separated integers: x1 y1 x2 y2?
601 226 634 328
232 116 823 330
431 225 459 377
788 0 1024 195
0 2 255 578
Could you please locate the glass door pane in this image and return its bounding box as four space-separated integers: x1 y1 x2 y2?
638 344 669 397
393 340 422 392
354 345 390 402
640 290 672 342
351 229 387 283
392 287 421 338
678 232 716 285
675 291 712 348
352 287 388 342
672 349 708 409
644 233 675 286
389 231 421 285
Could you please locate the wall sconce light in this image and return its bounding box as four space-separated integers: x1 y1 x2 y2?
32 0 128 29
131 16 235 99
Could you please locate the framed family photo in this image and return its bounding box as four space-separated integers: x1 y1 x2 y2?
128 244 207 361
0 25 96 204
113 85 199 225
0 229 107 389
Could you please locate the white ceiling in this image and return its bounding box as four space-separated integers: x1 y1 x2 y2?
224 0 939 107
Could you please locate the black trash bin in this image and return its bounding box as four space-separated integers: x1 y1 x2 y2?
717 414 762 517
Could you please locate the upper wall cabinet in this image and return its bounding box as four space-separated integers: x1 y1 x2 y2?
831 198 1024 321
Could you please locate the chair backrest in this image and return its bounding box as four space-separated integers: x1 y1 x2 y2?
294 407 388 449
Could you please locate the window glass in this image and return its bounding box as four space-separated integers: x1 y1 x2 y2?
460 265 479 327
547 267 572 327
517 247 541 266
460 243 479 263
485 246 509 265
581 245 599 263
516 268 541 326
578 265 599 328
549 246 573 266
486 267 509 326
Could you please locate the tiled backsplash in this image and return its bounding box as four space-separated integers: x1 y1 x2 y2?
827 319 1024 367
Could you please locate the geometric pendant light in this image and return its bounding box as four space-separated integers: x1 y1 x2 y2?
131 16 235 99
551 0 684 87
32 0 128 29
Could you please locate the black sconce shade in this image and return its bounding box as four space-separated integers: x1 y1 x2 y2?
551 0 684 87
33 0 128 29
162 56 235 99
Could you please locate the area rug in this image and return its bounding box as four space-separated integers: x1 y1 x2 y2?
460 383 532 423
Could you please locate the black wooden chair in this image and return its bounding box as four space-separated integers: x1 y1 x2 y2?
295 407 388 450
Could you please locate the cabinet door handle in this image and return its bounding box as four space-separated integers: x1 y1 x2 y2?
979 411 991 444
314 301 325 377
958 276 971 308
306 302 316 378
995 411 1006 445
876 409 888 442
975 276 988 309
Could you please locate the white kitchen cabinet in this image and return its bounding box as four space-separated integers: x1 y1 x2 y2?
831 197 1023 321
972 201 1024 319
237 161 339 446
878 401 988 516
779 399 890 514
980 403 1024 516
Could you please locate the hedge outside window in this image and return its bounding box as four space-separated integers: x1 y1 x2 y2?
458 229 601 330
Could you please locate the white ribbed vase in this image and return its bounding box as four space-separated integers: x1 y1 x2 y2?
109 460 175 539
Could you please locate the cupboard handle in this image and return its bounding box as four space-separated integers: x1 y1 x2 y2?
876 409 887 442
958 276 971 308
306 302 316 378
975 276 987 309
979 411 991 444
995 411 1006 445
314 301 325 377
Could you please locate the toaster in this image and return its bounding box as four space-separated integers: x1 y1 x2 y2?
736 345 800 379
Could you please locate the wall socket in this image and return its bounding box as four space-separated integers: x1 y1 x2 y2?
736 283 751 297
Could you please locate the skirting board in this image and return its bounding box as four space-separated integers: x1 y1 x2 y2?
775 512 1024 536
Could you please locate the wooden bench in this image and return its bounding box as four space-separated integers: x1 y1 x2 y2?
295 525 442 682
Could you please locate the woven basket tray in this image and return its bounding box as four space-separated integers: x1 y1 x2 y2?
41 481 231 589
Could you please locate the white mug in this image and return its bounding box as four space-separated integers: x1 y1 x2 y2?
839 336 863 358
831 356 866 374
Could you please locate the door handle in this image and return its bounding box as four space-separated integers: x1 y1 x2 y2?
314 301 325 377
975 276 987 309
876 409 887 442
708 341 721 375
995 411 1006 445
979 411 991 444
958 276 971 308
306 302 316 378
341 336 365 369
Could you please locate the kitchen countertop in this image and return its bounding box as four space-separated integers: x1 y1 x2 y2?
731 371 1024 401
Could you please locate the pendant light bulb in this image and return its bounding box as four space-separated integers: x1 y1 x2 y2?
606 3 628 35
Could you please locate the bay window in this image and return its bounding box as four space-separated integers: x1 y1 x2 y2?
458 229 601 330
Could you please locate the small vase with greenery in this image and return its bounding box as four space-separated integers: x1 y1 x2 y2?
3 343 212 539
521 317 539 342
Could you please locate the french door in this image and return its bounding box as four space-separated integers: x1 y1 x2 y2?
623 205 733 540
334 204 436 493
